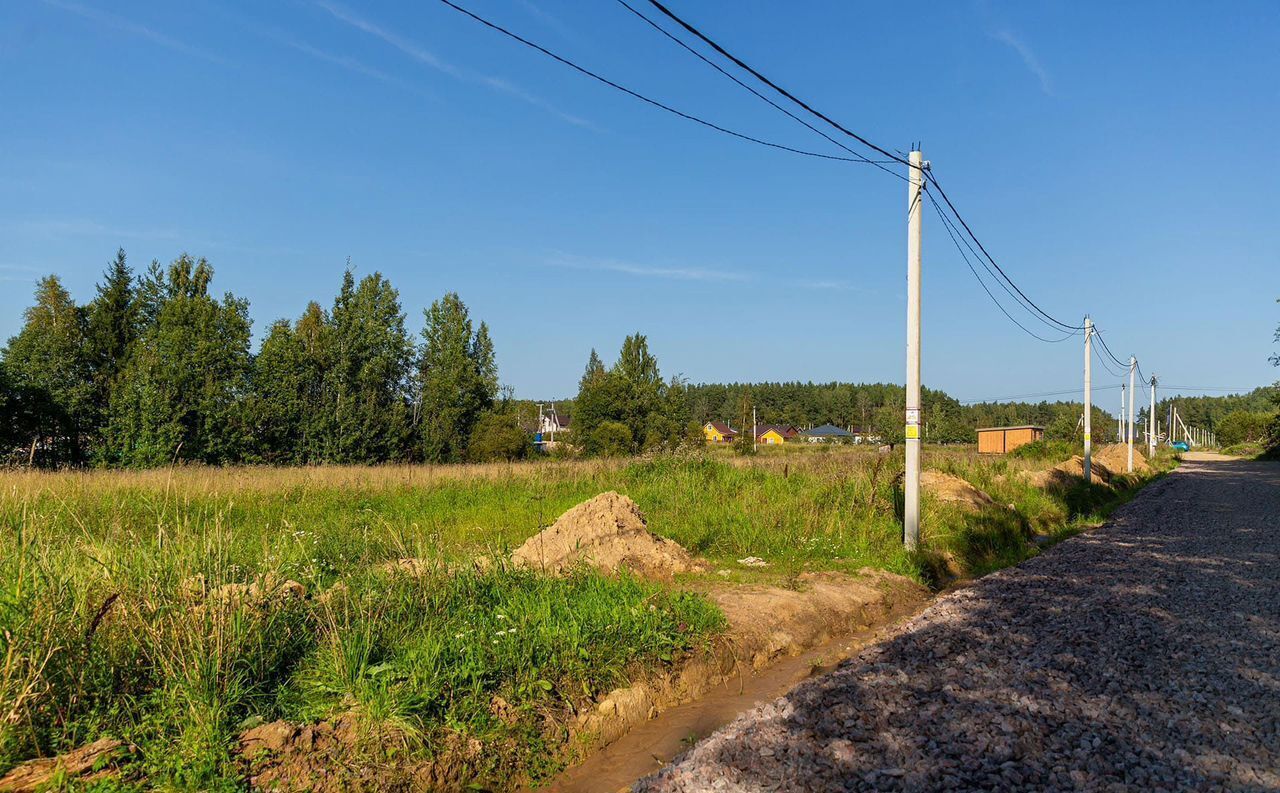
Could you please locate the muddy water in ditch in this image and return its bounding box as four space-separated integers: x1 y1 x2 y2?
540 615 918 793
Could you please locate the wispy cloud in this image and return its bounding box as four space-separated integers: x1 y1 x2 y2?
40 0 227 64
315 0 595 128
991 28 1052 95
548 253 750 283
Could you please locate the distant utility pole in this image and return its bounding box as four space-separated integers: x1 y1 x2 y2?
1118 384 1125 442
1127 356 1136 472
1083 316 1093 483
752 406 757 454
904 149 925 551
1149 375 1158 457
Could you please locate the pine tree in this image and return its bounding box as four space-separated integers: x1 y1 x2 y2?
84 249 138 446
3 275 93 464
571 349 615 456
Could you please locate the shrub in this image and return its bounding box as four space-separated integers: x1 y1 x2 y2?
590 421 633 457
467 412 531 462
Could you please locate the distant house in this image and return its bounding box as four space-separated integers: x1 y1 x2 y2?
537 412 570 437
703 421 738 444
849 427 881 445
803 424 854 443
755 424 800 445
977 425 1044 454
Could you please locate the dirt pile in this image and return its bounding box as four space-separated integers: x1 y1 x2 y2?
511 492 703 580
1094 443 1151 474
1022 455 1113 489
921 470 996 512
0 737 131 792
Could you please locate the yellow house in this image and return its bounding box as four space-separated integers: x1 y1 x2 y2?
754 424 800 445
703 421 737 444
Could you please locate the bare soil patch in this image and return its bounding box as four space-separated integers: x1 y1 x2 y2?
1022 455 1113 489
238 716 483 793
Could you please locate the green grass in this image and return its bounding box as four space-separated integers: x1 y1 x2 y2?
0 446 1173 789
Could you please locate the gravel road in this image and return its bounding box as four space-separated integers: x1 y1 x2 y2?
636 459 1280 792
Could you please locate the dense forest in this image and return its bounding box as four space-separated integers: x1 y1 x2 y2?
3 251 1276 467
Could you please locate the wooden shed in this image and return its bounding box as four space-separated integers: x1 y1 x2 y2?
976 425 1045 454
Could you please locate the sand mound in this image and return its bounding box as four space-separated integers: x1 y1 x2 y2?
921 470 996 512
511 492 703 580
1094 443 1151 474
1021 455 1113 489
0 737 131 792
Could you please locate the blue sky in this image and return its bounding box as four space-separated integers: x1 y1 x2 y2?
2 0 1277 401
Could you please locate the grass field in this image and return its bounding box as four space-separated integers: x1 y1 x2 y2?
0 445 1174 789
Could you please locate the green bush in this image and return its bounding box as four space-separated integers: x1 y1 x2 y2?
1216 410 1273 447
590 421 633 457
468 412 531 462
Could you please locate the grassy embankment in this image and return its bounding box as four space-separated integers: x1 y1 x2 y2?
0 444 1175 789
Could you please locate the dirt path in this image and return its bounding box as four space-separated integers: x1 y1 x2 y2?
636 458 1280 792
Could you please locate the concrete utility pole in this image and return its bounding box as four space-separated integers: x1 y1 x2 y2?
1083 316 1093 483
1149 375 1158 457
1127 357 1136 472
1119 384 1125 442
752 406 757 454
904 149 925 551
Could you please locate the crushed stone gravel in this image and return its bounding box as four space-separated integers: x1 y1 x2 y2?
636 459 1280 792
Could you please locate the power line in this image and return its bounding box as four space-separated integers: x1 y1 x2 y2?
927 189 1077 343
433 0 886 165
925 171 1087 332
930 186 1081 337
638 0 1086 336
1159 385 1261 393
959 384 1121 405
611 0 906 182
1091 325 1132 371
643 0 913 168
1090 338 1129 379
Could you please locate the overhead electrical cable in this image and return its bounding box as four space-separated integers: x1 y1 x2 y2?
611 0 906 181
433 0 886 165
959 385 1120 405
927 190 1077 343
639 1 1087 335
1091 326 1133 371
925 172 1087 332
643 0 914 168
1091 343 1129 379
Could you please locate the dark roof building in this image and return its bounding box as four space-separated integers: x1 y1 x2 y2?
804 424 854 439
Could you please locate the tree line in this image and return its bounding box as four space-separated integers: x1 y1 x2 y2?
5 255 1275 467
0 251 518 467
